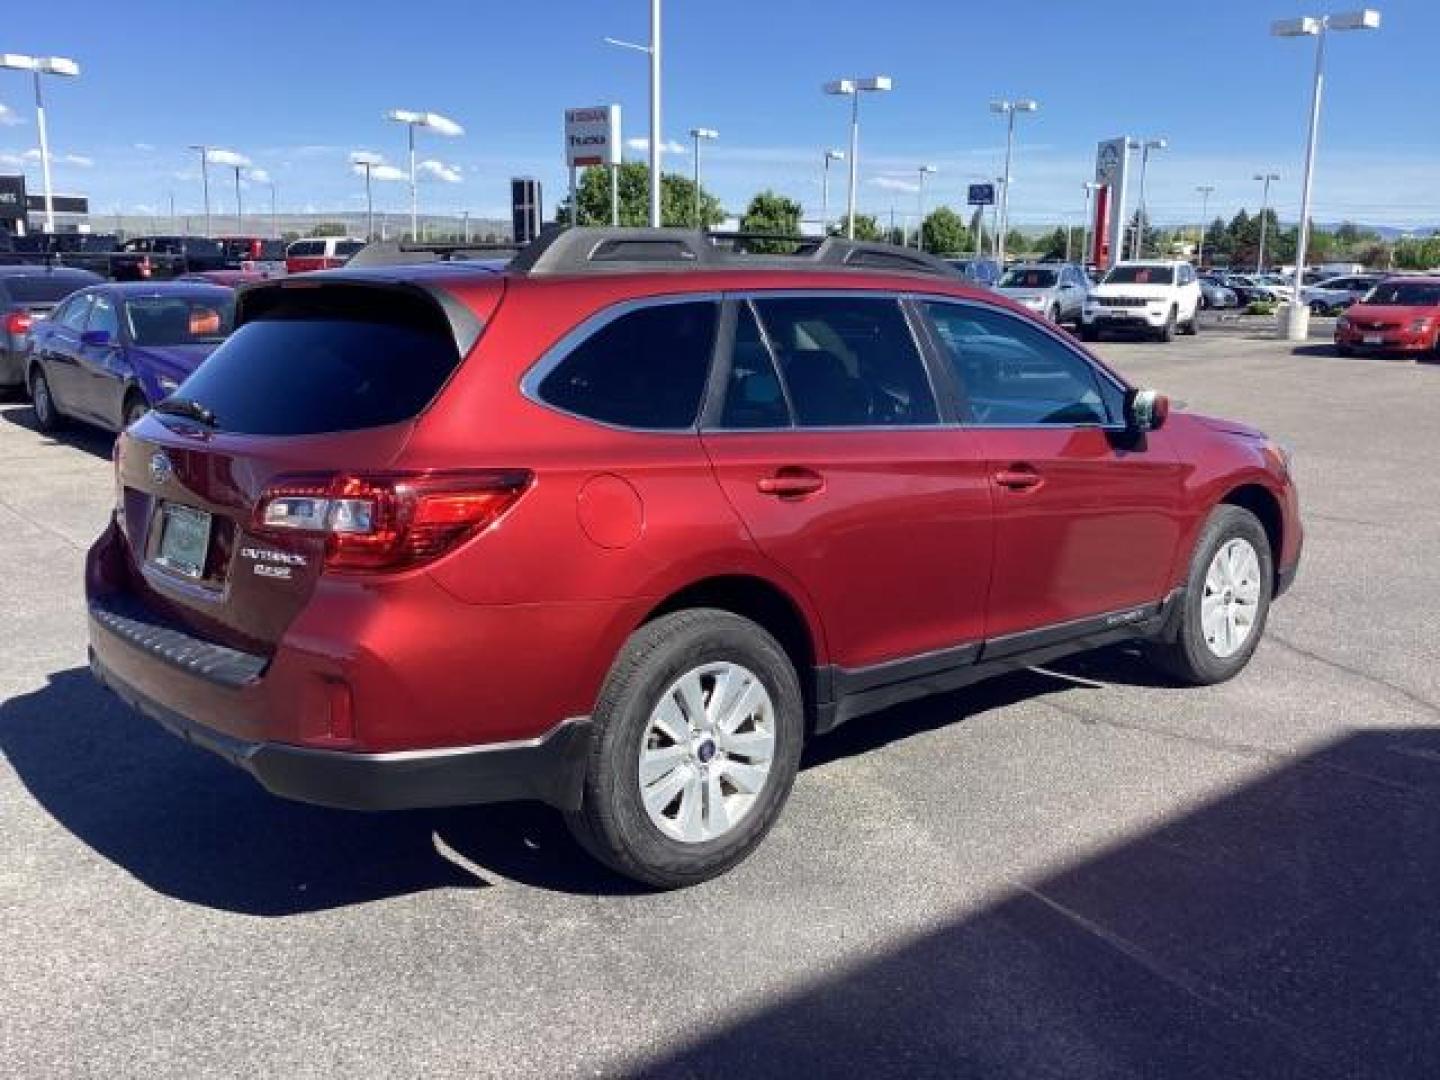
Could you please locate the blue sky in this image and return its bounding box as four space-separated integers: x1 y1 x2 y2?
2 0 1435 229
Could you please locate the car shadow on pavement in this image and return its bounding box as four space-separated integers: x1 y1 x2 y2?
0 651 1176 914
0 402 115 460
633 725 1440 1079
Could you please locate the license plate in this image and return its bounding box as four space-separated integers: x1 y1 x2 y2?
155 503 212 579
1363 333 1384 345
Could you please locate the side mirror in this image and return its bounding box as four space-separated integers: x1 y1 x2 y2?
1126 388 1170 433
80 329 112 347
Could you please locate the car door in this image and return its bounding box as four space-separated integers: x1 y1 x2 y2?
35 292 93 411
1059 266 1087 321
73 290 127 426
701 293 994 675
918 298 1186 644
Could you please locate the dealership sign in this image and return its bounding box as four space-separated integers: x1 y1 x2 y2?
0 174 26 223
565 105 621 168
967 183 995 207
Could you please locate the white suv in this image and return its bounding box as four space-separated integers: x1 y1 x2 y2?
1082 260 1202 342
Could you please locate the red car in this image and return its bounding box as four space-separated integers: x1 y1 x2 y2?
284 237 365 274
86 229 1303 887
1335 276 1440 357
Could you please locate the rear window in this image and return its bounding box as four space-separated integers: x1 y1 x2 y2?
125 294 235 345
169 286 463 435
287 240 323 257
4 275 97 303
536 300 718 429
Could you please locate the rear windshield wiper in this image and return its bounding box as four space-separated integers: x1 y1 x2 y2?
153 397 217 427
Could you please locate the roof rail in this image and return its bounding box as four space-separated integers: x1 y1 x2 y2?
346 239 523 268
505 227 958 278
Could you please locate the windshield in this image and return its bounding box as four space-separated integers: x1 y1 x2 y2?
1363 282 1440 307
124 294 236 345
1102 265 1175 286
999 267 1058 289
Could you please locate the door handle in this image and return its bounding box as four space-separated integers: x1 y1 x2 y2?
994 464 1044 491
757 467 825 499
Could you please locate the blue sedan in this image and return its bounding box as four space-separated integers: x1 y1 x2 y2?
26 281 234 434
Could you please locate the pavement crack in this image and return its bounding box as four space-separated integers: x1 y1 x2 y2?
0 491 84 554
1267 633 1440 719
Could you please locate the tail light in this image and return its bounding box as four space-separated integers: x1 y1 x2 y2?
254 470 532 572
139 256 152 279
4 311 33 335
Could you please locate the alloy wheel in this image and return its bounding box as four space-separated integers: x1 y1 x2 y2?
1201 537 1262 658
638 661 776 843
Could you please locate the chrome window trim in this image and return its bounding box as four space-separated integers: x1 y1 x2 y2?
915 294 1131 431
701 289 946 433
519 292 724 435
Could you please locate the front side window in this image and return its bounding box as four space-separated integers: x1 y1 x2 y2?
87 294 120 339
751 296 937 428
924 301 1123 426
537 300 719 429
56 294 94 331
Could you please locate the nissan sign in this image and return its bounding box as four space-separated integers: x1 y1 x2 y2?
967 183 995 207
0 174 26 223
565 105 621 168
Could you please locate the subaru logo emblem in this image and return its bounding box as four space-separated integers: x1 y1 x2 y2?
149 452 173 485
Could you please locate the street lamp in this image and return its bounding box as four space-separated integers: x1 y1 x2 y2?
1253 172 1281 272
1081 181 1102 267
230 165 243 233
0 54 79 235
604 0 663 227
915 165 937 250
688 127 717 227
824 75 893 239
1274 8 1381 340
186 144 213 238
1131 138 1167 259
385 108 464 240
820 149 844 236
989 98 1038 266
1196 184 1215 265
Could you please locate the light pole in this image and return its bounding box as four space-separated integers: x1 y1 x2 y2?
1254 172 1280 272
1274 9 1381 340
689 127 717 227
1081 181 1101 267
820 149 844 236
824 76 893 239
915 165 937 249
385 109 464 240
1131 138 1167 259
991 176 1006 258
268 180 278 240
1195 184 1215 265
186 145 212 237
989 98 1038 266
603 0 662 226
230 165 244 233
0 54 79 235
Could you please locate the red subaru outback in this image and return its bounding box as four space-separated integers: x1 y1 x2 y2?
86 230 1302 888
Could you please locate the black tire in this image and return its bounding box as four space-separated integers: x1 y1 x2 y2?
1080 325 1100 342
1157 307 1177 342
1046 305 1060 324
1146 505 1273 686
1309 300 1330 316
565 608 805 889
1335 344 1354 357
29 366 63 432
123 393 150 430
1182 311 1200 335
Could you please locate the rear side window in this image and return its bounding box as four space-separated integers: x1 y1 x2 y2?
335 241 365 258
536 300 719 429
752 296 937 427
287 240 322 258
170 286 463 435
719 304 790 429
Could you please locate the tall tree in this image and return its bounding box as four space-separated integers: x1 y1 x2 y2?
554 163 724 228
830 213 882 241
921 207 970 255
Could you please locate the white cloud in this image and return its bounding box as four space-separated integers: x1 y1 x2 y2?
247 167 271 184
0 103 22 127
0 152 23 167
349 149 384 166
133 141 155 152
870 176 919 194
417 159 461 184
626 136 687 155
420 113 463 137
3 148 92 167
204 148 251 168
353 161 407 182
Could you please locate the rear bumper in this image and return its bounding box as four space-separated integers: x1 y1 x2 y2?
90 642 591 811
0 345 23 387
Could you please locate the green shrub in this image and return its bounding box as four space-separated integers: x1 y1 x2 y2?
1246 299 1278 316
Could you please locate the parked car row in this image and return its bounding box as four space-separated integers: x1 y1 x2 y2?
0 232 365 281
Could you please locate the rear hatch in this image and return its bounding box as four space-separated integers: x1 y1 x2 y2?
108 275 502 655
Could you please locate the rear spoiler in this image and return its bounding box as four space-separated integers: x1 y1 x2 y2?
234 276 492 358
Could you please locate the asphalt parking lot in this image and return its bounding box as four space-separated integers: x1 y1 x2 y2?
3 324 1438 1079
